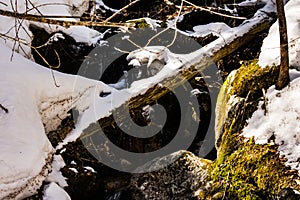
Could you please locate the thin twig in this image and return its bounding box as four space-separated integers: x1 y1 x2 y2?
32 48 61 87
183 0 247 20
0 32 61 87
125 37 142 49
166 0 184 48
0 104 9 113
0 2 8 6
114 47 131 54
103 0 141 23
144 0 184 47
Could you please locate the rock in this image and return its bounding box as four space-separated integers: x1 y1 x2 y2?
128 150 212 200
278 188 300 200
208 61 300 199
215 60 279 152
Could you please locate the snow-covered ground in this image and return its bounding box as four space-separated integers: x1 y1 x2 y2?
243 0 300 171
0 0 294 198
0 40 115 198
243 70 300 170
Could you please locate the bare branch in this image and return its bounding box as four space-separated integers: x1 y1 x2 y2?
0 8 134 28
103 0 142 23
183 0 247 20
0 104 8 113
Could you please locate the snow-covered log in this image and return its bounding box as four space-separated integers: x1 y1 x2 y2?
91 2 277 130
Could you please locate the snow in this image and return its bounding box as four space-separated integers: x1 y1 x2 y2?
43 182 71 200
68 168 78 174
57 26 104 45
259 0 300 69
0 40 113 198
243 0 300 171
238 0 269 7
242 70 300 170
46 155 68 187
84 166 96 173
96 0 119 12
0 0 284 198
189 22 231 38
70 160 77 165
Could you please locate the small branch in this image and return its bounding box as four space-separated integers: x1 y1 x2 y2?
183 0 247 20
103 0 142 23
166 0 184 48
262 88 268 115
0 8 134 28
145 0 184 48
0 104 8 113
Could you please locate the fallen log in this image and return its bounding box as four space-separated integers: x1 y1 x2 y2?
97 14 274 124
75 6 276 163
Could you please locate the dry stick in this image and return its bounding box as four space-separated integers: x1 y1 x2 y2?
90 0 97 22
0 2 8 6
0 8 134 28
183 0 247 20
145 0 183 48
144 0 185 48
166 0 184 48
32 48 61 87
0 104 8 113
103 0 142 23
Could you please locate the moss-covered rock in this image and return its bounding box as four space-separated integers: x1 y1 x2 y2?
215 60 279 153
207 61 300 199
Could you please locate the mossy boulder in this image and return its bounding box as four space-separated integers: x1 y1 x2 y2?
207 61 300 199
215 60 279 153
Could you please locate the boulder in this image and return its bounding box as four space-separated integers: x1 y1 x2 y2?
208 61 300 199
128 150 212 200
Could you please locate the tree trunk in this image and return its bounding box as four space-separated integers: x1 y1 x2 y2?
275 0 290 90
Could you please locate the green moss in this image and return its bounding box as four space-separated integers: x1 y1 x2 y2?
216 60 279 158
127 18 150 28
228 60 279 101
206 61 300 199
208 139 300 199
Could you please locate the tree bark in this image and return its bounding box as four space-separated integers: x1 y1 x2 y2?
275 0 290 90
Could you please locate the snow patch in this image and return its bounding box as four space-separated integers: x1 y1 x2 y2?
43 182 71 200
46 155 68 187
189 22 231 38
243 70 300 171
